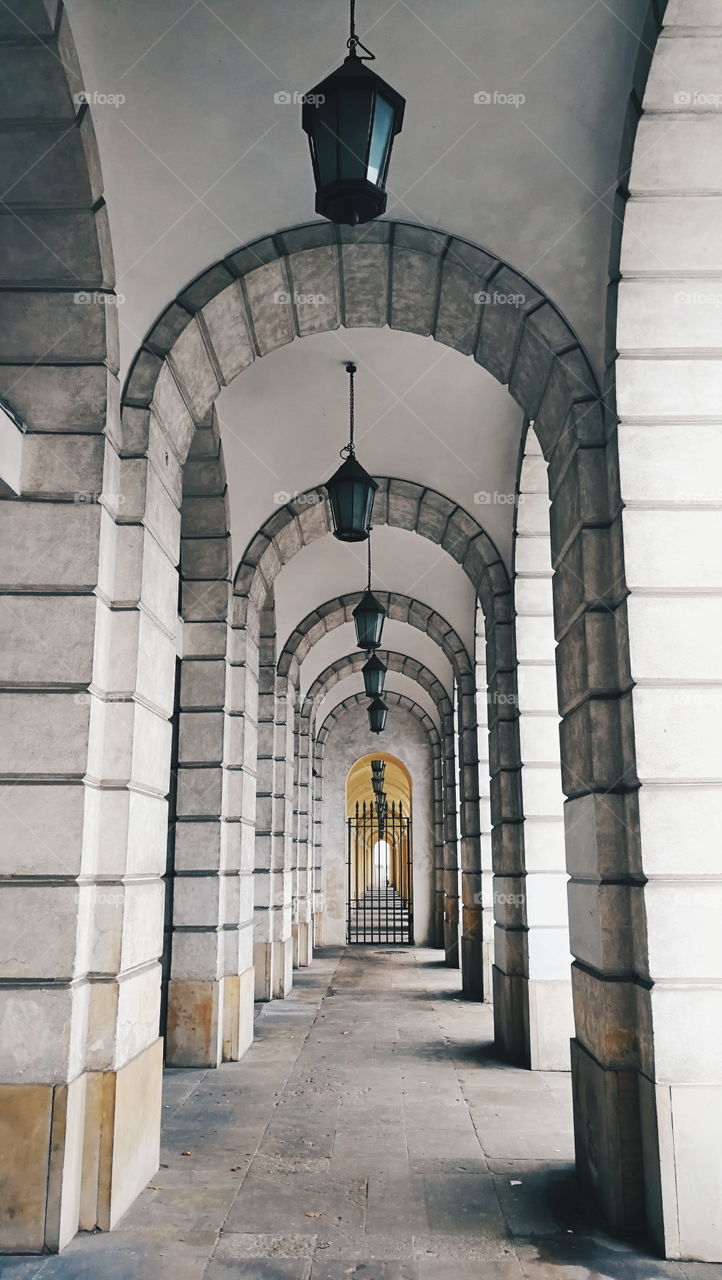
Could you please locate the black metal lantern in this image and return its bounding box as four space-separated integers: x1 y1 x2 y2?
302 0 406 226
372 773 384 796
325 363 377 542
354 532 387 651
371 759 385 777
368 697 388 734
362 653 386 697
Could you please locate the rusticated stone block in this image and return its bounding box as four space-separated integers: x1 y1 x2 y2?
552 519 626 635
560 693 637 797
339 242 389 327
389 246 439 336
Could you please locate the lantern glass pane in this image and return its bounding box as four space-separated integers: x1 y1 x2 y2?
338 89 373 180
311 97 339 186
368 95 394 184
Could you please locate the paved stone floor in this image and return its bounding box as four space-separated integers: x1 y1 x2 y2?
2 947 721 1280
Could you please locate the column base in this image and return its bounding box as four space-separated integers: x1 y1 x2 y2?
460 927 484 1000
295 921 312 967
165 979 223 1067
222 968 255 1061
254 939 293 1001
571 1037 644 1235
492 965 530 1066
528 977 573 1070
313 912 323 947
0 1039 163 1254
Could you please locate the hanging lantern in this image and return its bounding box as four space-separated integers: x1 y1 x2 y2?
362 653 386 697
302 0 405 227
353 531 387 650
325 363 377 542
372 774 384 796
354 590 386 650
368 697 388 734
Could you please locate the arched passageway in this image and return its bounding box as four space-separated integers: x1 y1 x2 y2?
3 0 722 1266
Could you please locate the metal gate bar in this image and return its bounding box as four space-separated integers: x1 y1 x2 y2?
347 800 413 944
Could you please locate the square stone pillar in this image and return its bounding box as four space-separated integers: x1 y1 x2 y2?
513 429 573 1069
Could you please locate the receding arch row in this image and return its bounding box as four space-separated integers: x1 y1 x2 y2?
304 649 451 730
279 591 472 683
234 477 509 617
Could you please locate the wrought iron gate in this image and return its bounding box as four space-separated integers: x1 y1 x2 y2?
347 800 413 944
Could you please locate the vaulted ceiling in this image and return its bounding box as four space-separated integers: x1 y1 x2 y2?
64 0 648 699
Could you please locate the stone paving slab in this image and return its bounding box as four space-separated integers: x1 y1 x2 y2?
2 947 721 1280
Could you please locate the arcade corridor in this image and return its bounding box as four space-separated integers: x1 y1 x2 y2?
1 948 718 1280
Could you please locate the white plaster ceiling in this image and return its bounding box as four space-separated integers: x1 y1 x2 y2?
298 618 455 702
274 524 476 661
220 327 522 571
66 0 648 380
314 671 440 735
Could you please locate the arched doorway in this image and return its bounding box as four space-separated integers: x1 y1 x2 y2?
346 754 413 945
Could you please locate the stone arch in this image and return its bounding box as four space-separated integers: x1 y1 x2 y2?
315 691 442 946
306 650 448 953
304 649 451 729
279 591 468 956
279 591 472 681
234 477 510 993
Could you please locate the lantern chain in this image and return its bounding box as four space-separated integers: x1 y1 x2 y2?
367 528 372 592
347 0 375 59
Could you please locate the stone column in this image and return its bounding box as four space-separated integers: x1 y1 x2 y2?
293 707 313 966
441 708 460 967
475 608 494 1000
253 604 292 999
457 676 484 999
0 4 164 1247
515 426 572 1069
165 417 253 1066
487 591 527 1063
311 739 324 943
595 2 722 1256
